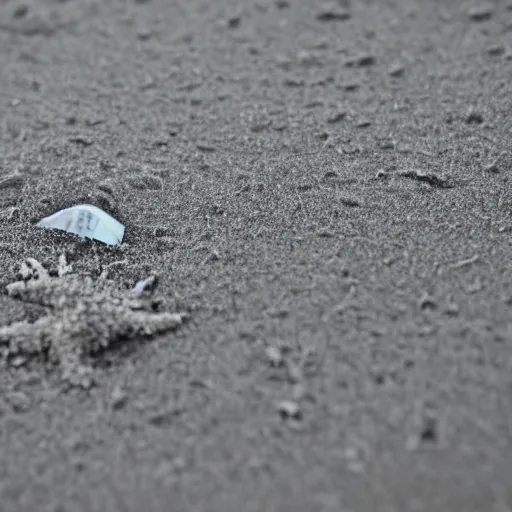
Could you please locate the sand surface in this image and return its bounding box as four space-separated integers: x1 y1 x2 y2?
1 0 512 510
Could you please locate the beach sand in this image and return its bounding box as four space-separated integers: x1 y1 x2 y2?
0 0 511 510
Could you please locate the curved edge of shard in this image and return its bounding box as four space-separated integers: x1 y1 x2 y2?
37 204 125 246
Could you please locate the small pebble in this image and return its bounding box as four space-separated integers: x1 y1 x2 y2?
483 160 499 172
275 0 289 8
419 293 437 310
196 143 215 152
317 228 335 237
137 29 153 41
341 82 360 91
97 181 116 196
69 136 93 146
297 50 321 67
487 44 505 56
467 4 494 22
389 64 405 77
466 110 484 124
347 54 376 67
326 110 346 124
277 399 302 419
444 302 460 316
356 119 371 128
316 3 350 21
227 15 242 28
9 356 28 368
420 414 440 443
265 346 284 367
339 194 362 207
0 174 24 190
283 77 305 87
379 139 395 150
110 385 127 410
6 391 31 413
12 4 29 18
250 121 271 133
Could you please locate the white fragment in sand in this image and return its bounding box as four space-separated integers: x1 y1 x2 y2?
57 253 73 277
132 275 159 295
37 204 125 246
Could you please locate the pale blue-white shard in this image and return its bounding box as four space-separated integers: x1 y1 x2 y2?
37 204 125 245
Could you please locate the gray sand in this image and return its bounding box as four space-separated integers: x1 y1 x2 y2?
1 0 512 510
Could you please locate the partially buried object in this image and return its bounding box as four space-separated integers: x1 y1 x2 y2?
37 204 125 246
